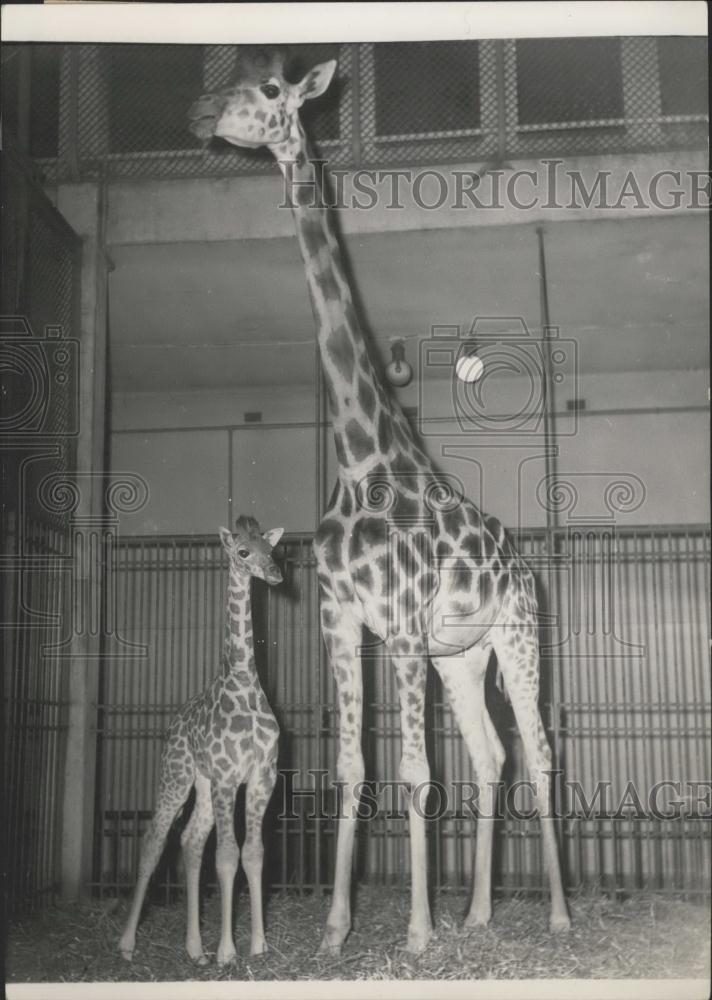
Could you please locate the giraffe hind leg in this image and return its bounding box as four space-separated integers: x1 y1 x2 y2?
180 772 214 964
432 646 505 929
242 751 278 956
118 753 195 960
490 626 571 932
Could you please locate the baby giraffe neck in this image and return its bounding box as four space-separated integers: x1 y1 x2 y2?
223 571 256 679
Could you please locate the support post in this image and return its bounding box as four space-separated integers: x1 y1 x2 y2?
56 178 110 900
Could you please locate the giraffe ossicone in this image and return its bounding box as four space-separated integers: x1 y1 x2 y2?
118 516 284 965
189 48 571 956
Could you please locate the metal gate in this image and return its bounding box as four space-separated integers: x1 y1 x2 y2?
92 524 710 901
2 143 83 913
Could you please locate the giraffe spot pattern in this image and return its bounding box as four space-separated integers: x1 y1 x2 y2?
340 488 353 517
357 378 376 418
336 580 353 601
348 517 384 560
314 517 345 558
391 452 418 476
327 327 355 381
230 715 252 733
315 268 341 302
353 563 374 591
345 418 373 462
377 409 393 454
441 505 465 537
394 494 419 519
334 432 348 466
452 559 471 591
462 535 482 560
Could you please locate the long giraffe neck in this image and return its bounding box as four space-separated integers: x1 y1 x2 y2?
272 121 421 479
222 571 257 679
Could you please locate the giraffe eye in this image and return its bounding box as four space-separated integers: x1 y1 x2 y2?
260 83 280 100
238 548 250 558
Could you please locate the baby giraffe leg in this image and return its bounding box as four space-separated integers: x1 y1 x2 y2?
180 772 214 964
212 781 240 965
118 763 192 960
242 753 278 956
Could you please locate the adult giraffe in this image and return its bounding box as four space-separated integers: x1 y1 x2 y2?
189 48 570 955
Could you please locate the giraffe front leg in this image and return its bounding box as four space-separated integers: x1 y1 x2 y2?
212 781 240 965
242 739 278 956
392 641 433 954
316 595 364 959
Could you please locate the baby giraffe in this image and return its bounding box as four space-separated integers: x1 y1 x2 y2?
118 516 284 965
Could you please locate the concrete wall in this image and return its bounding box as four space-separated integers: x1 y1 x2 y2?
103 150 709 538
110 367 709 536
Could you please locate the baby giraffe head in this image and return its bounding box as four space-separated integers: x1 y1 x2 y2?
188 47 336 150
219 515 284 585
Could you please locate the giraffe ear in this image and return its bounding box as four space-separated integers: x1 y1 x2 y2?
218 527 235 552
263 527 284 549
295 60 336 106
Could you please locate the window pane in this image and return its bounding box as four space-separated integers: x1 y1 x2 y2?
30 45 61 158
106 44 204 153
374 41 480 136
0 44 60 158
658 37 708 116
516 38 624 125
1 45 21 142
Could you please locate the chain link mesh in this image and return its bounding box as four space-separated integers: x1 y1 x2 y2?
2 38 706 182
1 148 81 529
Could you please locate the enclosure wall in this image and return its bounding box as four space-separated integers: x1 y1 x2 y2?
92 526 711 899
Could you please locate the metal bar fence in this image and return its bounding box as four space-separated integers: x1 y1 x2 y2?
91 524 711 901
2 144 82 916
3 516 73 913
1 38 707 184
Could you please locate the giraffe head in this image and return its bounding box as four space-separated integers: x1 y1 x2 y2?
219 515 284 585
188 47 336 150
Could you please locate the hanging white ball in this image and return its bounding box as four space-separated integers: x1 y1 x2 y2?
456 354 484 383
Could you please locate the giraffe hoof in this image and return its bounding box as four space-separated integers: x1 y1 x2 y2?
250 941 268 957
404 928 431 954
191 952 210 966
464 908 492 929
216 947 237 966
549 913 572 934
316 936 343 959
118 946 134 962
